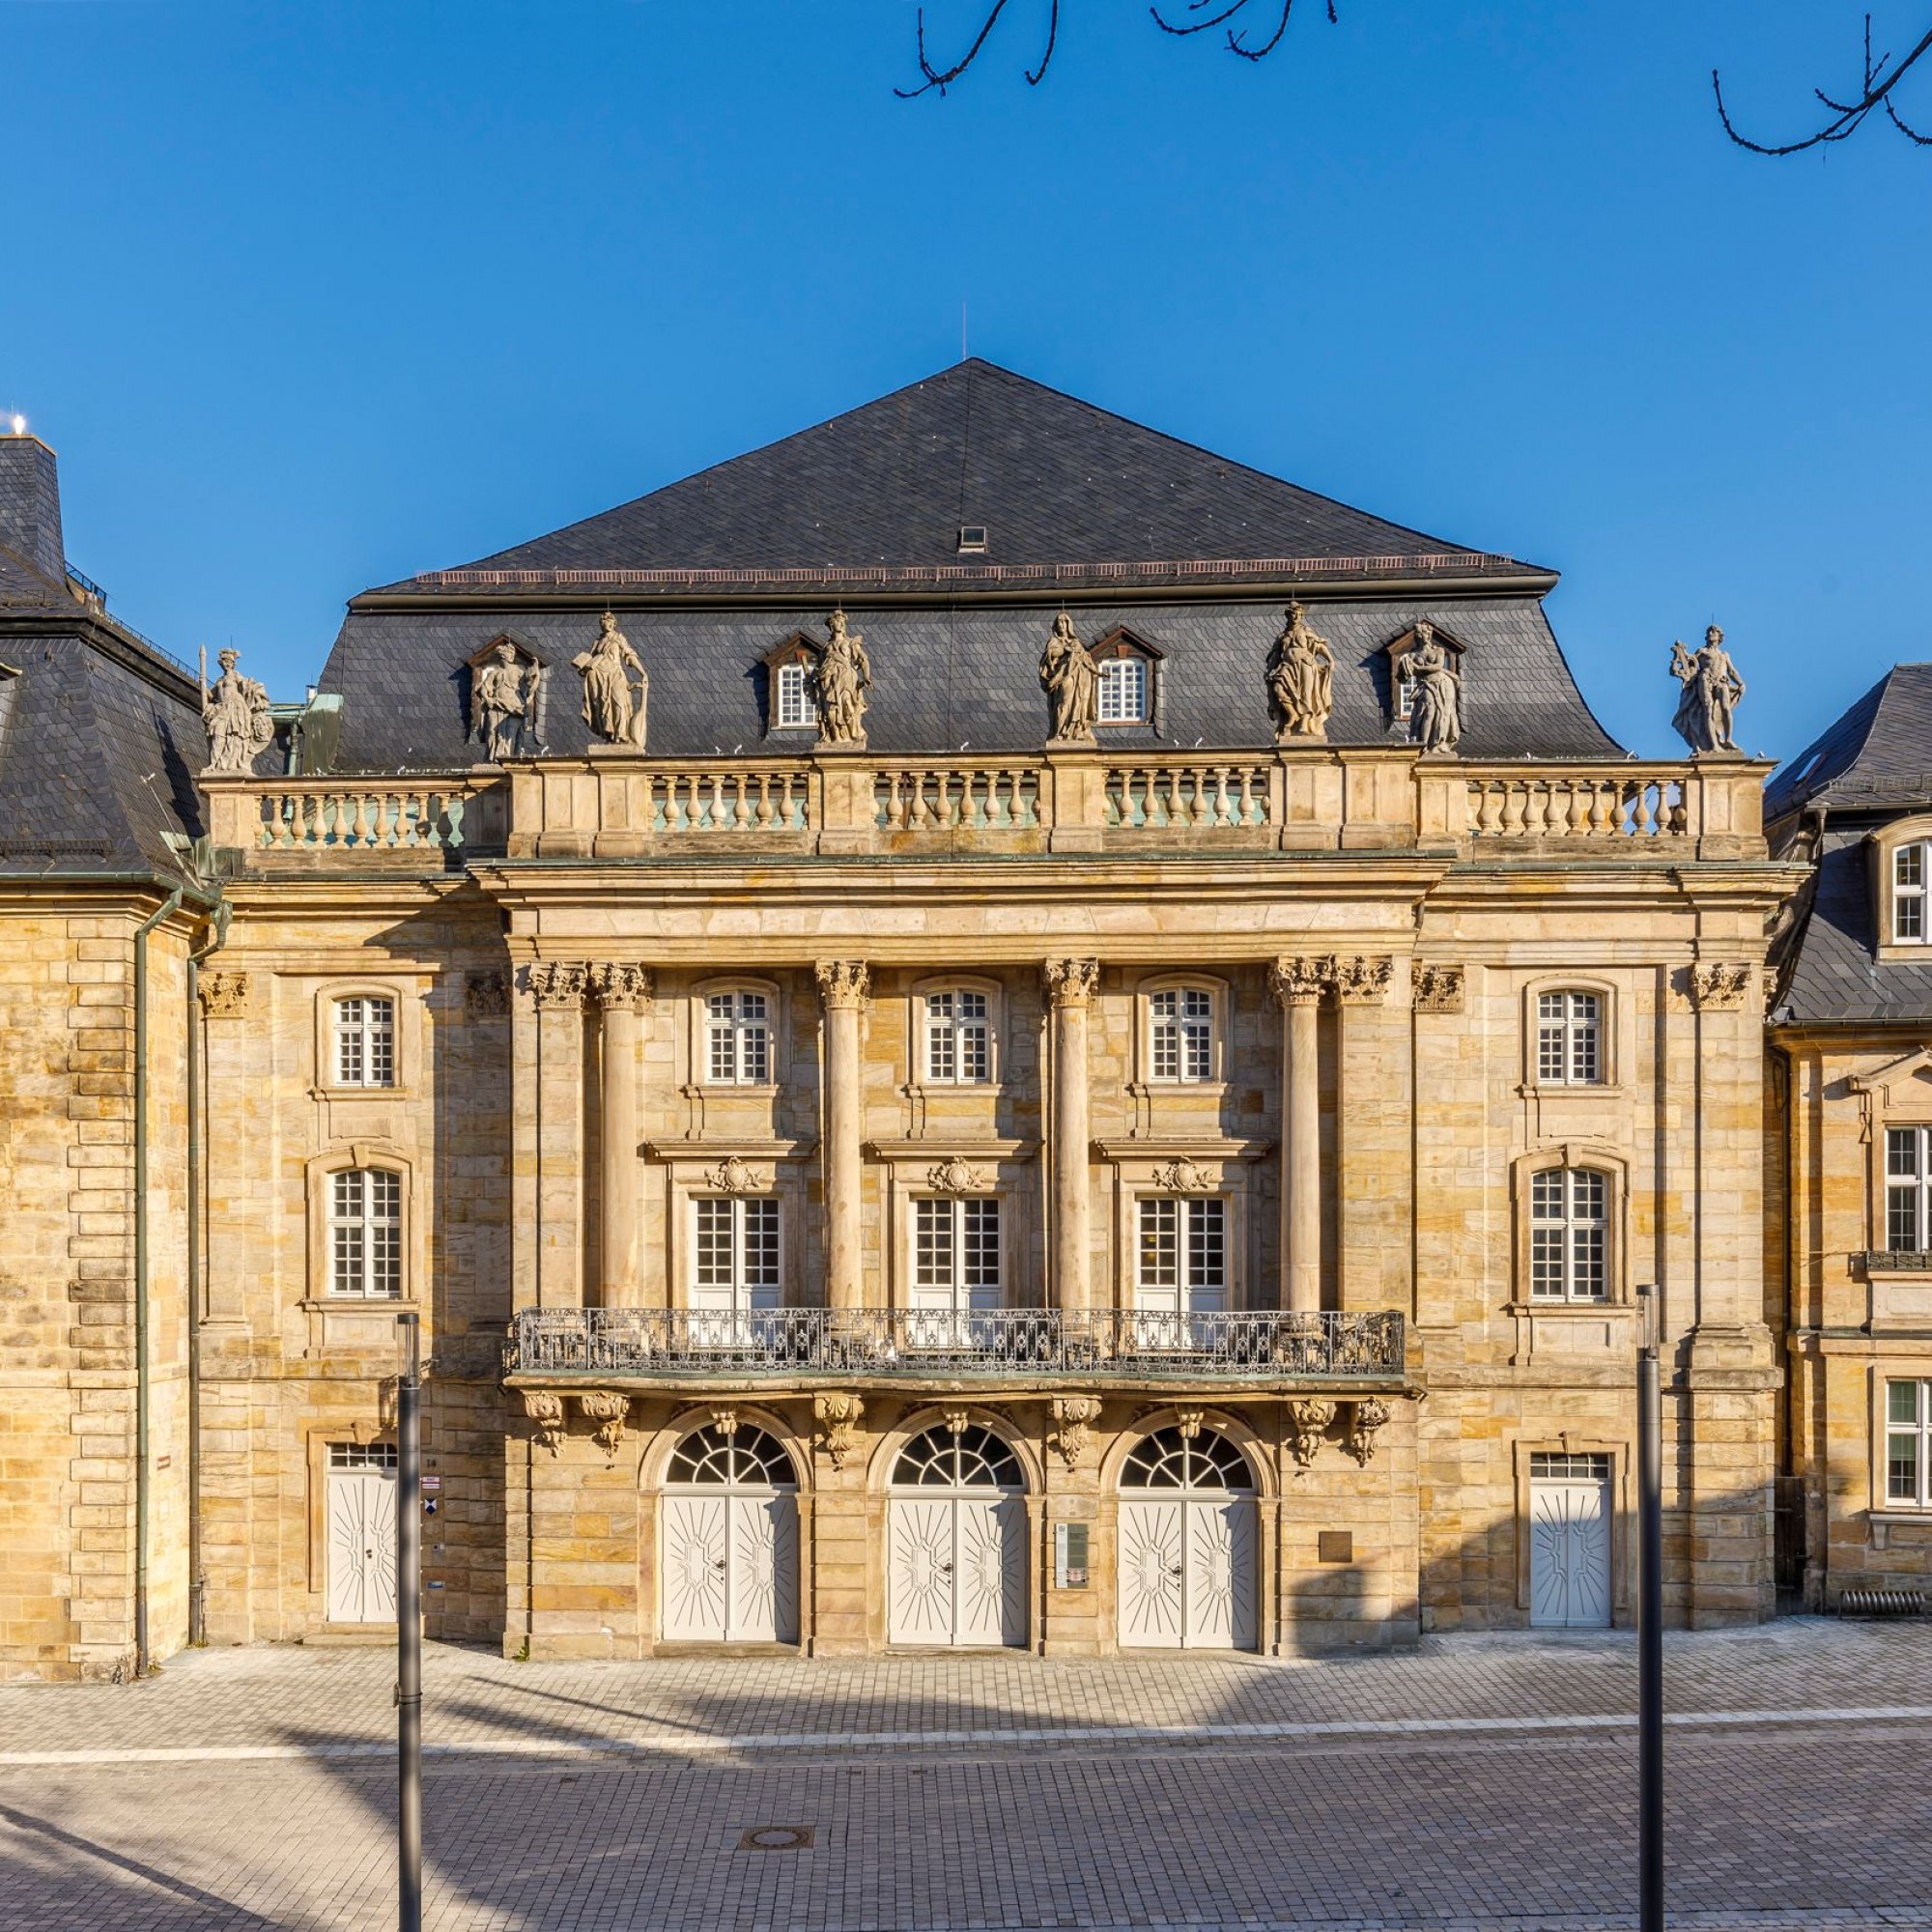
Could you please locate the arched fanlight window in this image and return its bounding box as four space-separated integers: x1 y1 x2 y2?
666 1422 796 1488
1121 1427 1253 1493
892 1424 1025 1490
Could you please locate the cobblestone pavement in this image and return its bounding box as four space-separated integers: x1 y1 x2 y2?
3 1620 1930 1930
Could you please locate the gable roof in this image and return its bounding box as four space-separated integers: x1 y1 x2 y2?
378 360 1548 601
1767 662 1932 821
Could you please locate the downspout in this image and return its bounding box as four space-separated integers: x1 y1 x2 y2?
132 885 185 1677
185 907 228 1647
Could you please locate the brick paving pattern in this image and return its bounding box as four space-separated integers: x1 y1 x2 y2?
3 1620 1930 1930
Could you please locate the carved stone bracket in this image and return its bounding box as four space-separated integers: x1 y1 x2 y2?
1286 1397 1337 1467
1150 1157 1215 1193
1333 955 1394 1007
576 1389 630 1459
524 962 591 1010
1690 960 1752 1010
1042 957 1101 1009
1175 1408 1205 1441
925 1156 993 1194
710 1406 740 1438
813 959 870 1009
701 1155 772 1194
589 963 654 1011
943 1408 971 1437
1347 1397 1392 1465
812 1392 865 1469
1410 961 1465 1013
1269 955 1332 1009
1048 1395 1102 1470
522 1388 566 1455
465 970 510 1019
198 971 250 1019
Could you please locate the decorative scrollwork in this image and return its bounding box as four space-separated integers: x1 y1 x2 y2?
1410 961 1464 1013
1690 961 1752 1010
198 971 250 1018
1048 1394 1102 1469
522 1388 566 1455
1332 955 1394 1006
1150 1157 1215 1193
812 1392 865 1469
1042 957 1100 1008
576 1390 630 1459
1286 1397 1336 1467
701 1155 771 1194
1269 955 1331 1009
1347 1397 1392 1465
524 962 591 1010
925 1156 993 1194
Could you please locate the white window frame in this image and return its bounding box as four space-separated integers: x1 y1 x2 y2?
1894 840 1930 945
774 658 814 729
1148 985 1216 1084
1535 990 1603 1087
1095 654 1149 724
1135 1195 1228 1314
690 1195 782 1318
703 988 773 1086
1886 1126 1931 1254
1886 1378 1932 1508
923 988 992 1085
1393 667 1415 722
332 995 396 1089
911 1196 1004 1314
329 1167 403 1298
1528 1166 1608 1302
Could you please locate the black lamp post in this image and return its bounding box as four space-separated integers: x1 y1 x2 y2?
1635 1281 1663 1932
396 1311 422 1932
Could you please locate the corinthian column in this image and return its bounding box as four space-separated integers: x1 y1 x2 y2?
815 960 870 1310
1043 959 1100 1315
590 965 653 1306
1270 956 1331 1313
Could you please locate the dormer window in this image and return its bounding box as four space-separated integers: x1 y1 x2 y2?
1097 656 1147 724
764 633 821 733
1393 666 1416 722
956 526 988 554
1895 841 1928 943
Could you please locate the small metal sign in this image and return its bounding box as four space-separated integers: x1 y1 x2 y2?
419 1475 441 1495
1054 1520 1090 1589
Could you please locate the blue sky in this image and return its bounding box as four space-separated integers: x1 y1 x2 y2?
5 1 1929 759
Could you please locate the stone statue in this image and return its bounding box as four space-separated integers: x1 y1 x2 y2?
1267 601 1334 742
1039 611 1097 744
200 647 274 774
471 640 543 761
815 609 871 748
1669 625 1745 754
572 611 648 748
1395 620 1462 755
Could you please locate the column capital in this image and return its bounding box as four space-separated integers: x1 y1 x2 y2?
1688 960 1752 1010
1332 954 1394 1007
588 962 655 1011
1042 957 1100 1009
814 958 871 1009
523 961 591 1010
1269 954 1332 1009
1410 960 1465 1013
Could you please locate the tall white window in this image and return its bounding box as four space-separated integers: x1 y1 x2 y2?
775 660 813 728
1536 991 1602 1085
705 990 771 1084
1096 655 1148 724
1895 842 1929 944
330 1168 402 1297
1393 667 1416 721
1150 987 1214 1083
923 989 991 1084
1887 1379 1932 1507
1136 1196 1227 1314
333 996 396 1088
1530 1168 1607 1301
912 1197 1002 1312
692 1197 781 1317
1887 1127 1931 1253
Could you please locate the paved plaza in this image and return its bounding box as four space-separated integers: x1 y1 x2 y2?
3 1619 1930 1931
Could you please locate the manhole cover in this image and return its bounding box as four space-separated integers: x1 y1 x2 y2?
738 1826 814 1852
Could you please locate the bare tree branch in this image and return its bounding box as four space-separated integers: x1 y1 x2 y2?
1151 0 1337 66
1714 13 1932 155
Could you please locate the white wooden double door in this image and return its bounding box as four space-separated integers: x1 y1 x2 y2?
887 1493 1027 1647
1529 1461 1613 1628
661 1490 800 1643
1118 1496 1258 1650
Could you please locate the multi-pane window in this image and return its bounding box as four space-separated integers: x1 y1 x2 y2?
333 996 396 1088
1887 1127 1931 1253
1886 1379 1932 1507
775 659 813 728
693 1197 781 1313
924 990 991 1084
704 990 771 1084
1096 655 1148 724
1137 1196 1227 1312
330 1168 401 1297
1895 842 1929 944
912 1197 1002 1311
1150 988 1214 1083
1529 1167 1607 1301
1393 667 1415 721
1536 991 1602 1086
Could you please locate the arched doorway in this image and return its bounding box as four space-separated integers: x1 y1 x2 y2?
887 1423 1028 1647
1118 1426 1259 1651
660 1422 800 1644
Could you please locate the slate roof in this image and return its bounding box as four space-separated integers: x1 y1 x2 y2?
1776 826 1932 1025
380 361 1546 596
317 594 1621 772
1766 662 1932 821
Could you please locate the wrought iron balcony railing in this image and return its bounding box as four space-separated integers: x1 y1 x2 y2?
505 1306 1406 1381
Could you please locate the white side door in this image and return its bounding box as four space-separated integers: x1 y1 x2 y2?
1184 1499 1257 1650
661 1494 729 1639
1118 1499 1185 1647
326 1463 397 1624
888 1497 958 1644
727 1492 801 1644
1529 1477 1612 1627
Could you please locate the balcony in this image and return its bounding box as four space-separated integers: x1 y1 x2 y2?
502 1305 1407 1390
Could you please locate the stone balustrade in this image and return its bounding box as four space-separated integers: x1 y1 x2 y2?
202 749 1769 867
